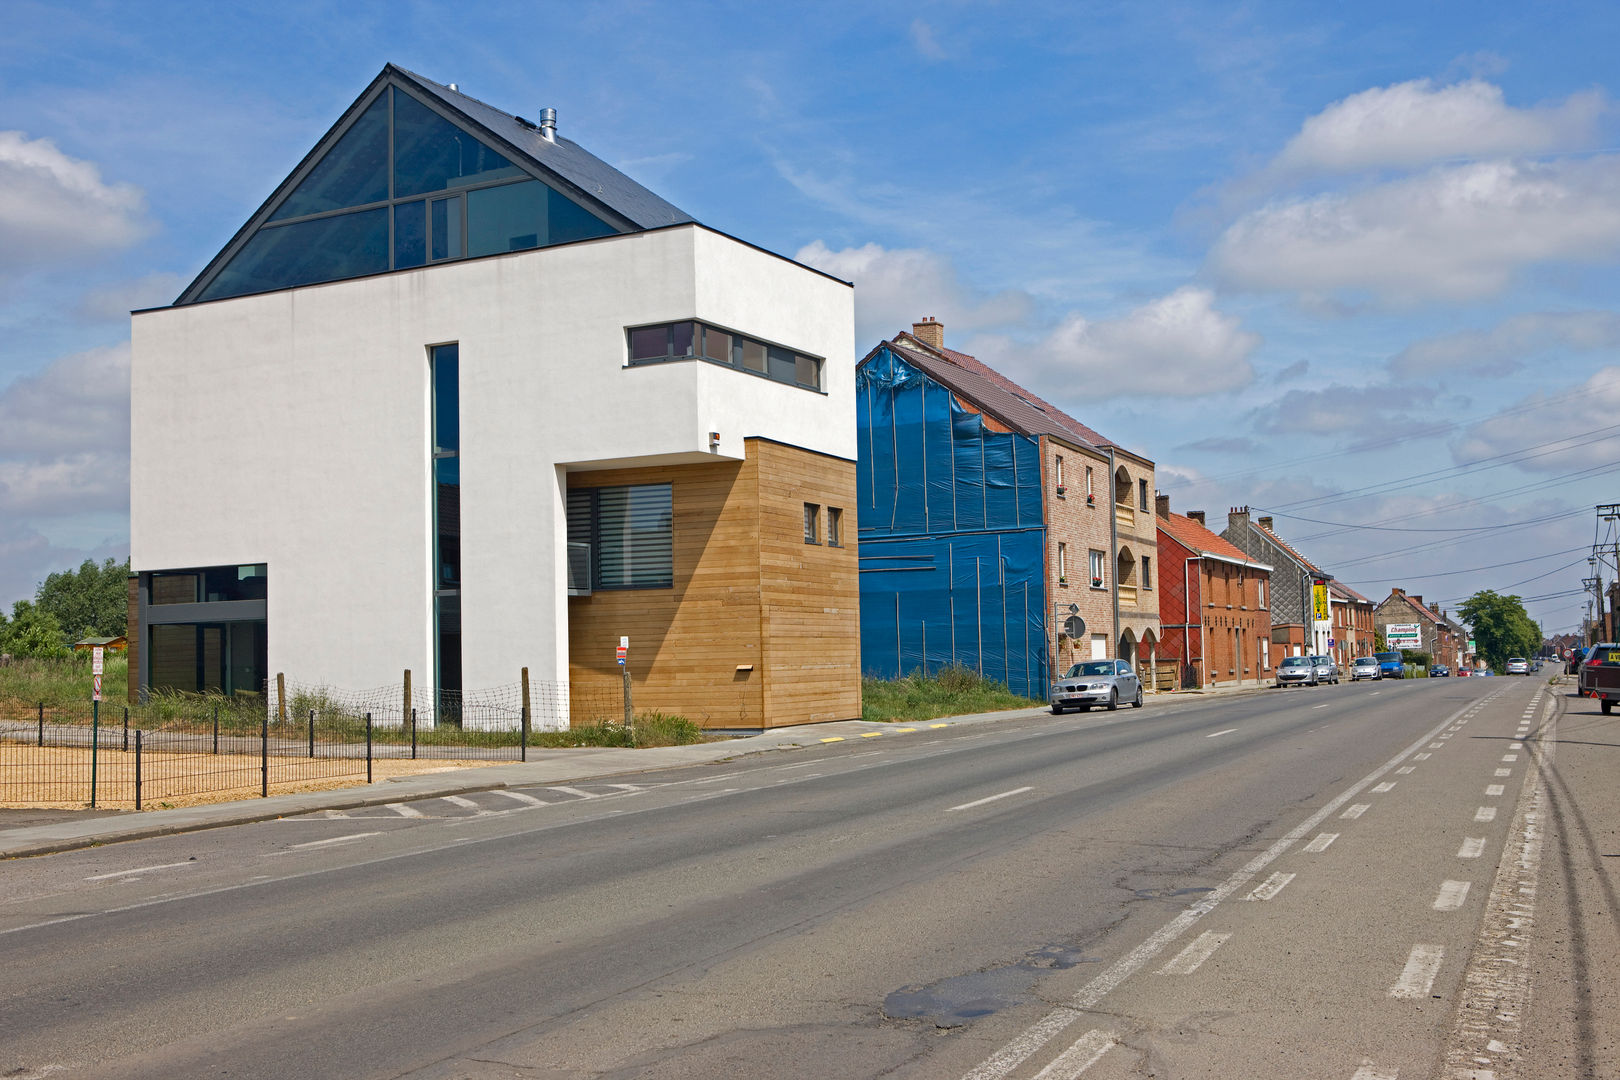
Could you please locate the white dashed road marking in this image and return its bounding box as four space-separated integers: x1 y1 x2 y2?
1475 807 1497 822
1458 837 1486 858
442 795 480 809
85 861 195 881
1390 944 1445 998
1342 804 1371 819
386 803 425 818
1245 872 1295 902
547 786 601 799
492 790 547 806
291 832 382 849
1350 1066 1398 1080
1485 784 1505 797
1156 931 1231 975
1304 833 1338 853
948 786 1034 812
1495 768 1512 777
1030 1029 1116 1080
1206 728 1238 738
1371 782 1397 793
1434 880 1472 910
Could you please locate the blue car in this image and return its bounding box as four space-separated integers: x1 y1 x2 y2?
1374 650 1405 679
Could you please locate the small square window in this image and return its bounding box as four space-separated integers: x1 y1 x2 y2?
804 503 821 544
827 507 843 547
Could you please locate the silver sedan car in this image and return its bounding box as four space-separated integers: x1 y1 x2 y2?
1311 655 1341 684
1351 657 1381 681
1051 659 1143 713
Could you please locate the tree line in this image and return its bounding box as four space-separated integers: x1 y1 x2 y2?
0 558 129 659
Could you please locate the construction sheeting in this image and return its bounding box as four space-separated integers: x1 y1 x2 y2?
857 347 1048 697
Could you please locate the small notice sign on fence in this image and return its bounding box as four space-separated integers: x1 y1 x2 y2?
93 674 102 702
92 646 104 675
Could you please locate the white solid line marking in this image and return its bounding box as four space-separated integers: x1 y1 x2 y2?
386 802 425 818
1415 753 1431 760
1396 766 1416 774
1390 944 1445 998
1372 782 1397 793
1485 785 1505 797
1495 768 1512 777
1434 880 1472 910
1246 872 1295 901
1501 754 1518 762
1313 704 1331 710
1304 832 1339 852
1475 807 1497 822
291 832 382 849
1030 1029 1115 1080
547 786 600 799
1342 804 1371 819
1157 931 1231 975
948 786 1034 812
1207 728 1239 738
1370 691 1381 695
85 860 196 881
491 790 547 806
1458 837 1486 858
1350 1066 1399 1080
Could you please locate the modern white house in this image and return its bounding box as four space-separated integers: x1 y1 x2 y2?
130 65 860 729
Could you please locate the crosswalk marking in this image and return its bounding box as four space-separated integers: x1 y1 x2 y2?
492 790 547 806
386 802 425 818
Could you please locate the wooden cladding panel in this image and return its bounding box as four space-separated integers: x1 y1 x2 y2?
566 439 861 729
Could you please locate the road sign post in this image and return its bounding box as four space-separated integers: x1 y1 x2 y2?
618 636 633 738
90 647 104 808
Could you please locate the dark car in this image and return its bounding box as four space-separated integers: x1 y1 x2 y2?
1374 650 1405 679
1428 665 1449 677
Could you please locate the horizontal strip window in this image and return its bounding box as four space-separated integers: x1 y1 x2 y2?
566 483 673 590
148 565 267 605
626 320 823 392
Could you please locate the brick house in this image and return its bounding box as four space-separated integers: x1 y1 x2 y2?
1328 581 1377 666
1155 497 1274 687
1375 588 1464 669
855 319 1162 695
1221 508 1334 658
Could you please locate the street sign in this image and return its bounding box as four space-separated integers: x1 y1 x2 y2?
616 636 628 666
1327 638 1336 648
1312 581 1330 622
92 646 104 675
93 674 102 702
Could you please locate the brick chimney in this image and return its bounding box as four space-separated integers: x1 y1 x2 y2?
1258 516 1274 531
1227 506 1250 533
1155 494 1171 519
1411 595 1423 608
1188 510 1206 526
911 316 944 350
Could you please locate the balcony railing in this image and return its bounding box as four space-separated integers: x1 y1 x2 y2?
1115 502 1134 529
1117 583 1138 606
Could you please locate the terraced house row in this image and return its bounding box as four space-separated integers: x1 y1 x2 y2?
126 67 1456 731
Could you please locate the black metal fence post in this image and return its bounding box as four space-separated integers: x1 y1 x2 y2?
308 709 315 759
135 730 142 811
260 708 268 798
365 713 373 784
521 705 529 762
36 702 43 747
411 707 417 760
122 706 129 752
212 705 219 754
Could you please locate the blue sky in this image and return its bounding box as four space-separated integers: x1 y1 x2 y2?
4 0 1620 635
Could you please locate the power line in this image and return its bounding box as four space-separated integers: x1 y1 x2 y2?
1338 546 1590 586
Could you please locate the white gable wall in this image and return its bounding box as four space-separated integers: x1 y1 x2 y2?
132 225 854 706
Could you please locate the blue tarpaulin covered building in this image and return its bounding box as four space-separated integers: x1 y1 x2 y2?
857 343 1049 697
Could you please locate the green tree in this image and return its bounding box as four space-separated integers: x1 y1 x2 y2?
0 600 70 659
1456 590 1541 673
34 557 129 639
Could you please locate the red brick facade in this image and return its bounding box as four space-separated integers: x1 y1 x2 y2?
1045 437 1116 674
1156 501 1274 687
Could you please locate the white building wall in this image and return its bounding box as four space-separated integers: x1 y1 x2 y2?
132 225 854 706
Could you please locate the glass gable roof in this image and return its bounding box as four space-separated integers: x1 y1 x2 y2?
186 80 621 304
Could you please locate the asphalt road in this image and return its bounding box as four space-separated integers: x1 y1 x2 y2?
2 675 1610 1079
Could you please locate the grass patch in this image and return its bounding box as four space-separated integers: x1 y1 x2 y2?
529 712 709 748
862 665 1043 723
0 655 130 717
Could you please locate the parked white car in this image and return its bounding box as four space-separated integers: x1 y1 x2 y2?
1351 657 1381 681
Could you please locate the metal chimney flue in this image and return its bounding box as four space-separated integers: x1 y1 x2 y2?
539 107 556 142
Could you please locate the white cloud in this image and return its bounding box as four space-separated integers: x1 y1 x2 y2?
0 131 148 275
1393 311 1620 376
0 452 128 517
996 287 1259 400
76 272 186 321
910 18 947 61
1451 365 1620 473
1210 157 1620 301
1274 79 1608 175
1253 383 1440 443
0 342 130 457
795 241 1034 346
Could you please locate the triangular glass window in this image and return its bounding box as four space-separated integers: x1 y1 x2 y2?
394 89 524 196
269 93 389 221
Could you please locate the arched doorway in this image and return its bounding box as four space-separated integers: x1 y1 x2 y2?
1119 628 1137 667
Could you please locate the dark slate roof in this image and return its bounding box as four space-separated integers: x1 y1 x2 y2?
879 339 1123 456
391 66 693 230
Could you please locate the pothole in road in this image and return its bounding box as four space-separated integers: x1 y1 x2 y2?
1132 886 1215 901
883 945 1099 1028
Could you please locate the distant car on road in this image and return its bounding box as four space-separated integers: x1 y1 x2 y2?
1311 655 1341 684
1429 665 1450 677
1456 666 1471 677
1506 657 1529 675
1275 655 1318 688
1351 657 1381 681
1374 650 1405 679
1050 659 1143 713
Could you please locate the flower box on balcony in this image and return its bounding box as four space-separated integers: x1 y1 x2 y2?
1085 494 1095 505
1056 485 1066 497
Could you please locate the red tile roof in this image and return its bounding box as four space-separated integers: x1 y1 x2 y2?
1158 512 1273 570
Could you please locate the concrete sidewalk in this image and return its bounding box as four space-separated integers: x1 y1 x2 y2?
1 680 1270 860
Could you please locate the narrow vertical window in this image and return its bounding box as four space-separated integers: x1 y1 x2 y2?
1055 456 1064 491
1085 466 1094 497
1090 549 1105 587
804 503 820 544
431 343 462 712
827 507 843 547
1139 478 1149 511
1058 542 1067 580
1142 555 1152 589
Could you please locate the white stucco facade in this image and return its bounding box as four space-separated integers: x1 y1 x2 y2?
131 224 854 706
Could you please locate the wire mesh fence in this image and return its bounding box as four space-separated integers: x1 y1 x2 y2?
1 677 629 809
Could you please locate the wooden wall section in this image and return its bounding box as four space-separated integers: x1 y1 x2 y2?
567 439 860 729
